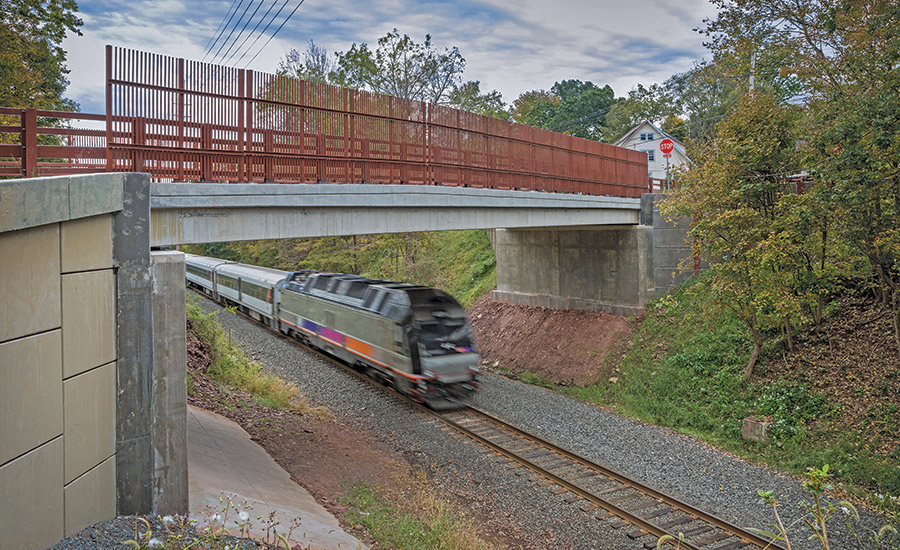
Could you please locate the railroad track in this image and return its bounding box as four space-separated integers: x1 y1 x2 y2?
195 291 783 550
427 406 785 550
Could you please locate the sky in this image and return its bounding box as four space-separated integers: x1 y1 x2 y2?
61 0 719 114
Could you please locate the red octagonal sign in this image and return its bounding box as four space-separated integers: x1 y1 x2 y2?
659 138 675 155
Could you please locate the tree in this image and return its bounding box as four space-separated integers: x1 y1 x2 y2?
278 40 334 84
329 29 465 105
447 80 508 119
0 0 82 110
511 80 616 141
510 90 558 128
662 63 739 143
702 0 900 352
662 91 805 377
601 83 672 142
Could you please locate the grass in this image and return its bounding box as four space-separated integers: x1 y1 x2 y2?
502 276 900 502
186 295 330 417
341 472 498 550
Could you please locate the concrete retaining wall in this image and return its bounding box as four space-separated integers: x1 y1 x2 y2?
0 174 187 550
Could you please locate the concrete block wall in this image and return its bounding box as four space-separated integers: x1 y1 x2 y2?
0 214 118 548
0 174 187 550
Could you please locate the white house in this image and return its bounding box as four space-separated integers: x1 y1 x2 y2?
614 120 690 184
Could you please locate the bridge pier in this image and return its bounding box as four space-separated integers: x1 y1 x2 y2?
491 194 694 315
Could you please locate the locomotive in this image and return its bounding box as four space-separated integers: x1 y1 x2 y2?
184 253 481 409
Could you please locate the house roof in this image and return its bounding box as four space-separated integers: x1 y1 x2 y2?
614 119 689 160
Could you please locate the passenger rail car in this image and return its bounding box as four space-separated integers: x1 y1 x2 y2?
184 254 481 409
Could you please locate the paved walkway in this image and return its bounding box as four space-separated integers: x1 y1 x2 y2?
187 405 367 550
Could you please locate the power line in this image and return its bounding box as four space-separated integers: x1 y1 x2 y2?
234 0 292 66
243 0 307 68
209 0 256 63
219 0 269 65
223 0 280 65
203 0 248 61
202 0 242 57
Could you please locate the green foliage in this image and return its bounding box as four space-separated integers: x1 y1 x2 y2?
447 80 509 119
701 0 900 352
754 381 839 442
341 481 496 550
186 229 496 308
511 79 616 140
186 296 329 416
0 0 82 110
662 91 816 377
555 276 900 498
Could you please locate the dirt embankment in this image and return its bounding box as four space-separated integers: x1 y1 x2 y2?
468 298 634 386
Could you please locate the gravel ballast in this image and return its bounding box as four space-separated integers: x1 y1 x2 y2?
52 294 890 550
193 296 888 550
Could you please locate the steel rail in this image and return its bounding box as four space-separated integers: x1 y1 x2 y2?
454 405 785 550
188 288 780 550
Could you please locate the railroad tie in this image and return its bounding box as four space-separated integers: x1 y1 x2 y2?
626 529 650 540
657 516 692 530
680 525 713 537
715 541 749 550
692 531 730 546
640 507 673 519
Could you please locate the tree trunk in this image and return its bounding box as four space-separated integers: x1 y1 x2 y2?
784 317 794 352
892 290 900 355
745 326 762 378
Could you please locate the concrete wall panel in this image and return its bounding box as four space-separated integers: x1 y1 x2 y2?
64 362 116 484
64 455 116 536
0 330 63 465
62 270 116 378
61 215 114 273
0 438 64 550
0 224 60 342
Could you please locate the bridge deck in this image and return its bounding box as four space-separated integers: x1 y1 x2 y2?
150 183 641 246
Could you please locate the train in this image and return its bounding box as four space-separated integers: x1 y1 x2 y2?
184 253 481 409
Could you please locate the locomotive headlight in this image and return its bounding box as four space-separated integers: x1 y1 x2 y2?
468 366 480 373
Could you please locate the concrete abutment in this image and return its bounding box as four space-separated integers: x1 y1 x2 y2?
0 174 187 550
491 193 695 315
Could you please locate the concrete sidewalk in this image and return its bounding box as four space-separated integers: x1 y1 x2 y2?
188 405 367 550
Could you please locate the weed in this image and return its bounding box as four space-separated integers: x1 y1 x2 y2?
341 472 497 550
186 296 331 419
750 465 899 550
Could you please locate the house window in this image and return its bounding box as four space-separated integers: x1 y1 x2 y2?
644 150 655 161
640 132 655 141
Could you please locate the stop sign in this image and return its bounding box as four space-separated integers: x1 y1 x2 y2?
659 138 675 156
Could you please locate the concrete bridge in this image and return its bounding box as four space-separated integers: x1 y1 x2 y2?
150 181 690 316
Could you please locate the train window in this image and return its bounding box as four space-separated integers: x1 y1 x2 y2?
346 281 367 299
313 276 332 290
242 281 269 302
217 274 239 290
187 266 211 280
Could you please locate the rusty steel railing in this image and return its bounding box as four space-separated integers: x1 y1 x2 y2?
1 46 651 197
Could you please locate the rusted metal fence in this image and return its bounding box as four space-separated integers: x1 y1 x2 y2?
1 46 650 197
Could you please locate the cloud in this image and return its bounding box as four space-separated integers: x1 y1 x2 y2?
62 0 717 113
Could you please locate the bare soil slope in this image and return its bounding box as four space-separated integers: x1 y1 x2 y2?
468 298 633 386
